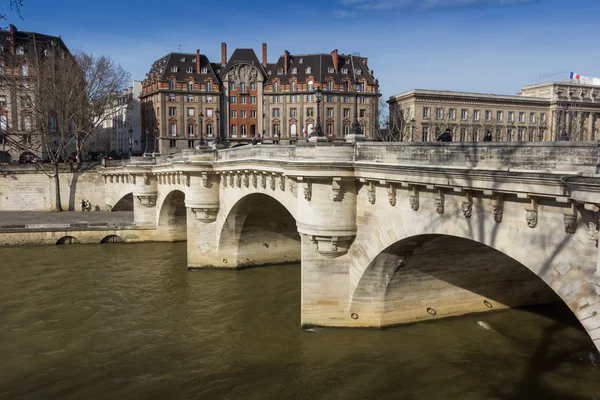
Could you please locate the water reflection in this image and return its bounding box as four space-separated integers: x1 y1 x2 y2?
0 243 598 399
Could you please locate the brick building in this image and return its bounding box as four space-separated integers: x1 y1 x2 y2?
140 44 380 154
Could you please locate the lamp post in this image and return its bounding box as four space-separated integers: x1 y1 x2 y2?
410 118 415 142
128 126 133 158
199 111 204 146
345 82 367 142
308 88 325 143
153 126 160 156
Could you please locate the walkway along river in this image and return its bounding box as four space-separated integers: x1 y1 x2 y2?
1 242 599 399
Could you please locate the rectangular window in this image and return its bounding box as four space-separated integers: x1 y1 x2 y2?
230 82 236 90
250 96 256 104
343 108 350 118
423 107 430 119
0 96 6 106
519 112 525 123
448 109 455 120
169 93 176 102
240 96 247 105
170 139 176 148
529 112 535 123
206 95 212 103
327 108 333 117
307 94 313 103
187 94 194 102
230 96 237 104
508 112 514 122
359 109 366 118
250 82 256 91
541 113 546 123
485 110 491 121
435 107 443 119
231 110 237 118
343 96 349 103
422 127 429 142
169 123 177 136
273 109 279 118
250 110 256 118
188 140 195 148
461 109 468 120
240 110 247 118
474 110 480 121
169 107 176 116
206 109 213 117
307 108 313 117
291 95 297 103
518 127 524 141
326 94 333 102
187 108 194 117
23 115 31 131
290 109 297 117
497 111 503 121
273 95 279 104
359 96 365 104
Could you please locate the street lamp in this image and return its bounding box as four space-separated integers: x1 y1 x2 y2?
410 118 415 142
313 88 323 137
153 126 160 156
128 126 133 158
350 82 361 135
199 111 204 146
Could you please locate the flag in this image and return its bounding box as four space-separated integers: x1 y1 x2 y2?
302 125 307 136
570 72 581 80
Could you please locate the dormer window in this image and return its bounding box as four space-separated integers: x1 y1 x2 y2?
188 81 194 91
277 68 283 75
180 57 186 62
355 69 362 75
192 58 197 63
291 67 297 74
171 66 178 72
201 67 207 74
267 70 272 75
327 67 334 74
305 67 311 74
291 81 297 91
299 58 304 64
16 46 24 55
169 80 175 90
341 68 348 74
216 69 221 74
274 81 279 92
186 67 193 73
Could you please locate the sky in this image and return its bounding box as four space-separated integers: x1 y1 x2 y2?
5 0 600 101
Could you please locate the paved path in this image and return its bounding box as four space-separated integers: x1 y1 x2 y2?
0 211 134 229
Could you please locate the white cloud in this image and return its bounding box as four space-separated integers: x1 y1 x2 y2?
334 0 531 15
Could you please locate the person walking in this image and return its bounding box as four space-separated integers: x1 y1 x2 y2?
436 128 453 142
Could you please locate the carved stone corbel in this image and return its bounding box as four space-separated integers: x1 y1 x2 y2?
289 179 298 198
461 192 472 218
201 173 211 188
563 202 578 234
409 186 419 211
270 174 276 191
385 183 396 207
279 175 285 191
491 194 503 223
251 173 258 188
309 235 355 258
367 181 376 205
185 173 190 187
243 173 249 188
109 175 114 183
298 177 311 201
229 174 234 187
235 173 241 188
588 221 599 241
177 173 182 185
261 174 267 189
221 174 227 188
190 207 217 222
434 188 444 215
332 178 343 202
135 194 157 207
524 197 538 228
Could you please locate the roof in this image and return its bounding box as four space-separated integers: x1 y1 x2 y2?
0 25 70 55
145 52 219 82
389 89 550 105
220 48 267 80
264 52 376 85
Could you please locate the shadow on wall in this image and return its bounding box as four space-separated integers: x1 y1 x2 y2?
112 193 134 211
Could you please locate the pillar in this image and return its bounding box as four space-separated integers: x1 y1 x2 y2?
185 172 221 269
296 176 357 327
132 173 158 227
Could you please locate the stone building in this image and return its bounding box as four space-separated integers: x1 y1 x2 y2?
140 44 380 154
388 81 600 142
0 25 70 163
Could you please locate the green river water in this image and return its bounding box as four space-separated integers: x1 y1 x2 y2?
1 242 599 399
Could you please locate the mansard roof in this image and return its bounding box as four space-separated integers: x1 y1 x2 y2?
265 52 376 86
145 52 219 83
0 25 69 56
220 48 267 80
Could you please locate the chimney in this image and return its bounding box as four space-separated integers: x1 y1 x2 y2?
363 57 368 68
262 43 267 67
9 24 16 54
196 49 201 73
284 50 289 74
331 49 339 73
221 42 227 66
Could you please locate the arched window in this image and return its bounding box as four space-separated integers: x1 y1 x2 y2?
277 68 283 75
187 123 195 137
20 64 28 76
186 67 193 73
290 123 297 137
187 81 193 91
327 81 333 91
231 125 237 137
291 67 297 74
308 80 313 91
16 46 24 55
240 82 246 93
201 67 207 74
206 81 212 91
241 124 247 137
273 123 279 136
344 124 349 136
306 67 311 74
344 82 349 92
328 67 334 73
169 80 175 90
206 123 213 137
274 81 279 92
0 114 8 132
171 66 177 72
49 116 57 132
291 81 296 91
327 123 333 136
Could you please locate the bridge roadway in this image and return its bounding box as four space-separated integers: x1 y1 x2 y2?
102 142 600 350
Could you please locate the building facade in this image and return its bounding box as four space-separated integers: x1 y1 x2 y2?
388 82 600 142
140 44 380 154
0 25 70 163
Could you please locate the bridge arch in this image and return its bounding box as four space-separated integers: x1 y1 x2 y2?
348 207 599 349
217 192 300 268
111 193 134 211
157 189 187 241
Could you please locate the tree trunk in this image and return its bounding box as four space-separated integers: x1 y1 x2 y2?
53 162 63 212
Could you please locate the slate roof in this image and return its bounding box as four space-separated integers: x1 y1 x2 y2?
0 25 69 56
220 48 267 80
145 52 219 82
264 52 376 85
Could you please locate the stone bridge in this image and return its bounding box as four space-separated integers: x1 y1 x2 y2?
102 142 600 350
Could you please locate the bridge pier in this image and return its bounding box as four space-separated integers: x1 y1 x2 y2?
132 174 158 227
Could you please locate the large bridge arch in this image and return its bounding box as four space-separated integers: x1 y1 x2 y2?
216 192 300 268
348 202 599 349
157 189 187 241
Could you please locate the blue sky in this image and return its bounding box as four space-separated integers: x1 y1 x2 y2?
6 0 599 101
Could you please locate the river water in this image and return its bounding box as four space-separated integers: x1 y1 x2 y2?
1 242 599 400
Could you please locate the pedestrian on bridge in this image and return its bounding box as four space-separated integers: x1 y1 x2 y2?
437 128 453 142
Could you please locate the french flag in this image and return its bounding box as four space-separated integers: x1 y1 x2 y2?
302 125 307 136
570 72 581 80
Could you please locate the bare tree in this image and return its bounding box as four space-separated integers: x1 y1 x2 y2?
1 47 129 211
386 100 414 142
1 0 23 22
